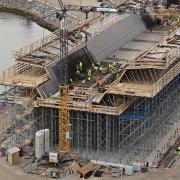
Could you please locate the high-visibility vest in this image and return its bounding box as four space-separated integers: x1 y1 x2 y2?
79 62 83 70
108 64 112 69
88 70 92 77
109 63 115 72
94 66 98 71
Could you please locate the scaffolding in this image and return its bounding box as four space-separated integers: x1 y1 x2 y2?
0 0 179 166
34 73 180 164
0 85 34 149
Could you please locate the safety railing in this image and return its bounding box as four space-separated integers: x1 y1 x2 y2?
9 73 49 88
166 48 180 68
152 61 180 97
36 95 134 115
108 61 180 97
0 63 49 87
36 97 126 115
15 30 60 59
0 63 30 83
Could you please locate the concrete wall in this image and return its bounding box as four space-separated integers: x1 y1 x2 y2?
86 14 147 63
37 48 91 97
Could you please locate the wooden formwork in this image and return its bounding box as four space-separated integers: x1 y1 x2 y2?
108 61 180 97
0 63 49 88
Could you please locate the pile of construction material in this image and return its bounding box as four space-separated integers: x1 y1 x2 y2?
21 156 147 179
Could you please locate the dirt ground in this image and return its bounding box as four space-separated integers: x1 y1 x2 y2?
1 157 180 180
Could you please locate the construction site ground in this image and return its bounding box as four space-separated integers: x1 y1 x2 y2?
1 156 180 180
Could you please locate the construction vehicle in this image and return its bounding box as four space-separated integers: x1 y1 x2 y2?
56 0 180 157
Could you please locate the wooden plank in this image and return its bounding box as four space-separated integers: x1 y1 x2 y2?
91 93 105 104
79 163 100 176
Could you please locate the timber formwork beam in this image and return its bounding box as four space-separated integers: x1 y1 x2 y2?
109 60 180 97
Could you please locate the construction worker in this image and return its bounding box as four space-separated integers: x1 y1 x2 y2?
76 69 80 76
93 66 98 72
108 63 115 73
79 61 83 71
88 69 92 76
176 146 180 155
92 63 98 72
113 61 116 67
87 69 92 81
108 63 112 71
177 17 180 24
96 76 100 87
92 63 95 69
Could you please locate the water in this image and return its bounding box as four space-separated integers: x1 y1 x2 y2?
0 12 50 92
0 12 50 70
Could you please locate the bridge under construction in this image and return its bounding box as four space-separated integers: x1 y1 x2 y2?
0 0 179 167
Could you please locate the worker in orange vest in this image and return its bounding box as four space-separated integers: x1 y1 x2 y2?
96 76 100 87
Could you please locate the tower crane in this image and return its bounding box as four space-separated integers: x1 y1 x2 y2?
57 0 70 156
56 0 179 157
